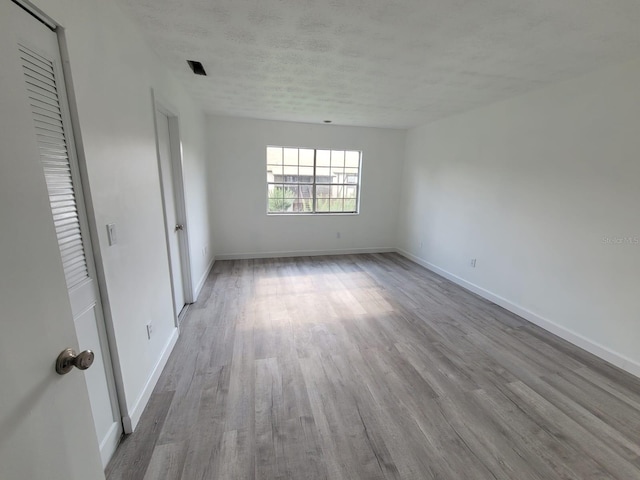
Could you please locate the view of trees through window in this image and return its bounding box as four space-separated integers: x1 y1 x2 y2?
267 146 361 214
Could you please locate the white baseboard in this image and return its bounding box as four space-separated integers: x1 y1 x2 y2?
122 327 179 433
193 256 215 302
214 247 395 261
397 248 640 379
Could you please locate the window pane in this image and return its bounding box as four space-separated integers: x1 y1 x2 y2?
316 184 330 198
316 150 330 167
267 165 283 178
316 196 330 212
282 186 296 211
268 184 286 212
267 147 283 165
268 183 284 197
299 148 314 166
331 150 345 168
282 165 298 179
291 198 304 212
284 184 299 197
330 199 344 211
345 151 360 168
315 166 331 183
330 168 344 184
345 186 358 198
298 197 314 212
283 148 298 165
299 184 313 198
344 198 357 212
299 166 314 177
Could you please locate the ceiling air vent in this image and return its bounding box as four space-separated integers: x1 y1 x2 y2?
187 60 207 76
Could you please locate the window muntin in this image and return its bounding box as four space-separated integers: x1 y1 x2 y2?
267 146 361 214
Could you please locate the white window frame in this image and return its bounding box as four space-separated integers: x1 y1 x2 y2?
266 146 362 215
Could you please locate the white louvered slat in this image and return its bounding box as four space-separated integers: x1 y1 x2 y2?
22 66 56 90
24 68 57 85
60 248 85 263
20 49 55 69
31 104 62 119
42 165 71 174
30 101 60 118
22 58 55 76
59 239 83 251
25 79 58 96
25 71 57 87
45 172 72 181
27 93 58 108
33 128 65 140
41 160 70 168
34 119 65 133
34 114 64 128
40 152 69 161
56 226 82 240
19 48 54 70
20 44 89 289
50 197 75 206
47 184 75 194
59 236 83 251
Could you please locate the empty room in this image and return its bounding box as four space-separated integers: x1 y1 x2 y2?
1 0 640 479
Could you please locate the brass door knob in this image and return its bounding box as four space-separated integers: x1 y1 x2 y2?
55 348 94 375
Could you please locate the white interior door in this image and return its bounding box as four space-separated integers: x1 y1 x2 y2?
0 2 104 478
156 109 186 316
0 1 121 470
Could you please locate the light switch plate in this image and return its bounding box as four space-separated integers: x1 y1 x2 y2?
106 223 117 246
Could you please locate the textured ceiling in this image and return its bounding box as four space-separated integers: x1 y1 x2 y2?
116 0 640 128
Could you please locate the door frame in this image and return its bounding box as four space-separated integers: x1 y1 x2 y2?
151 89 194 326
12 0 126 464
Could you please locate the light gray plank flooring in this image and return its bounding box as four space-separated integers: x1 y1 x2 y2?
106 253 640 479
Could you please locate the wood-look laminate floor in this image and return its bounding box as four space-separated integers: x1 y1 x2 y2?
106 253 640 480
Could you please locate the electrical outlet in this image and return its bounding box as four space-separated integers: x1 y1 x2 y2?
202 245 208 257
420 241 423 250
146 322 153 340
470 258 477 268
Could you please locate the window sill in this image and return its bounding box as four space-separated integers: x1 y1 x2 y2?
266 212 360 217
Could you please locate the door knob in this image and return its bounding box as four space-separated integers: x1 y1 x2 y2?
175 224 184 231
55 348 94 375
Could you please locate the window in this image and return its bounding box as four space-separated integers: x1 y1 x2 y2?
266 146 362 214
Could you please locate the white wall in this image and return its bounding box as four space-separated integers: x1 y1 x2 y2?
208 116 405 258
398 59 640 376
32 0 213 430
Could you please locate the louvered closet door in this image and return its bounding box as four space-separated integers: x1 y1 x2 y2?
18 32 122 467
20 45 89 288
